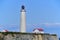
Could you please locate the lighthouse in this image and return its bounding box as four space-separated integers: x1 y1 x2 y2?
20 5 26 32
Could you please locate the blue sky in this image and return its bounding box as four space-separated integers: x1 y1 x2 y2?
0 0 60 37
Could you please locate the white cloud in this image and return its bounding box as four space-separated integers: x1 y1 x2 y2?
32 23 60 27
40 23 60 26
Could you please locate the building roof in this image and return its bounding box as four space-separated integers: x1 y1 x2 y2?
33 28 44 31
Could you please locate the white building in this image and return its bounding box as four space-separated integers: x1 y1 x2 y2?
33 28 44 33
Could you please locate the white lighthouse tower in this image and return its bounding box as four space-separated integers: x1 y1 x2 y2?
20 5 26 32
